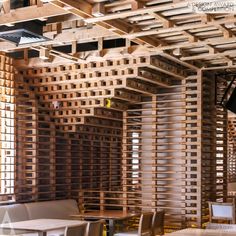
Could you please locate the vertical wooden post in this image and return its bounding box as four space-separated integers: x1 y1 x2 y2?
122 111 128 212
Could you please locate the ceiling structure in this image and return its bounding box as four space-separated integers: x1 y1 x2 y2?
0 0 236 71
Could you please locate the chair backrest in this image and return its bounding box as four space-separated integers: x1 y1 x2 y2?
152 210 165 236
24 199 79 220
138 212 153 236
208 202 235 224
85 220 105 236
64 223 87 236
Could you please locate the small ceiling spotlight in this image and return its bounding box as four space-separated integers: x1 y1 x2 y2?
172 48 182 56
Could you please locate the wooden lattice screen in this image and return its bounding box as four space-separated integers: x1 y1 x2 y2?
0 54 15 201
228 118 236 183
13 57 228 229
122 73 227 228
15 73 122 202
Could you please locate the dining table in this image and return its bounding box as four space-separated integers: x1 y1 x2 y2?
165 228 236 236
70 210 139 236
0 218 87 236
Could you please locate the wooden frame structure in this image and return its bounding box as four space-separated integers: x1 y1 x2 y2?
0 0 234 230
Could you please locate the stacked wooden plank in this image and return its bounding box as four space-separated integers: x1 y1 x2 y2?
214 77 228 201
21 56 183 131
228 118 236 183
122 74 227 228
0 54 15 201
15 72 122 202
16 55 228 228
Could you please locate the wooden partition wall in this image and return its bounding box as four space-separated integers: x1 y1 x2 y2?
122 73 227 228
0 54 15 201
214 77 228 199
15 73 122 201
228 117 236 183
5 55 228 228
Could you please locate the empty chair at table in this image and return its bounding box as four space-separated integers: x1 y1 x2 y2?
114 212 153 236
208 202 235 224
152 210 165 236
64 224 87 236
85 220 105 236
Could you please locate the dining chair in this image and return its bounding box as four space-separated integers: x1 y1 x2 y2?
114 212 153 236
151 210 165 236
64 224 87 236
85 220 105 236
208 201 235 224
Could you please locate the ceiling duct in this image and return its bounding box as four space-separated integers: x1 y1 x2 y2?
0 21 49 46
0 0 49 46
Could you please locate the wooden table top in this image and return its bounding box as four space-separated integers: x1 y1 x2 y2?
71 210 139 220
165 228 236 236
0 219 86 232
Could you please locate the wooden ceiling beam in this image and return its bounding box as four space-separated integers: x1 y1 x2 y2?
131 0 145 10
146 11 203 62
146 12 217 65
0 3 68 26
149 12 173 29
124 16 236 39
84 1 191 24
148 12 199 47
204 44 231 65
205 44 216 55
159 52 199 71
205 13 233 39
202 44 233 66
13 44 148 67
50 0 92 18
226 57 234 67
49 49 83 62
2 0 10 13
217 24 233 39
92 2 105 17
46 14 79 25
125 10 235 60
202 64 236 71
151 36 236 53
182 30 198 43
31 45 84 62
49 0 161 47
5 19 233 57
0 0 234 69
201 14 211 24
181 49 236 61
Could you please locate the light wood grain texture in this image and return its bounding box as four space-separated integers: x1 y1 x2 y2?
1 219 86 232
